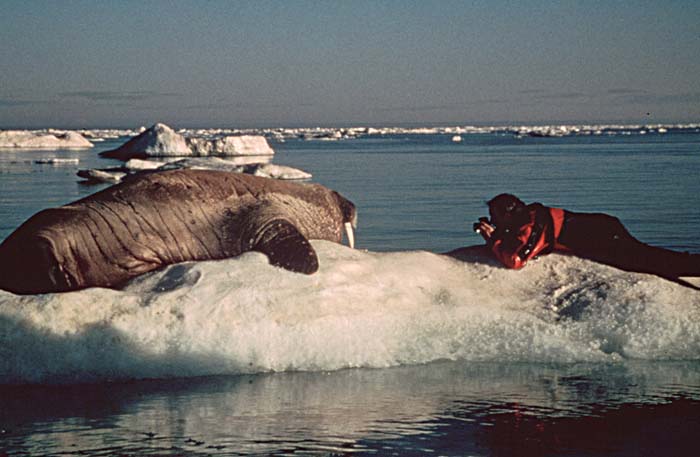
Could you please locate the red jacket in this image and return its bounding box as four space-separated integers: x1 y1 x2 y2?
490 204 567 269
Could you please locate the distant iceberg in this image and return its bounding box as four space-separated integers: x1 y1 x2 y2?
77 128 144 141
0 130 93 149
99 123 190 159
100 123 274 160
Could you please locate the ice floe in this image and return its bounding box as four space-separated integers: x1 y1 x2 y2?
78 156 309 184
76 128 144 141
123 158 163 171
100 123 274 160
2 242 700 384
187 135 274 156
76 168 127 183
99 123 190 159
161 160 311 180
4 122 700 156
0 130 93 149
246 163 312 180
33 158 80 165
255 123 700 141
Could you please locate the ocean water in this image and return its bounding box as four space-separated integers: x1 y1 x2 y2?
1 130 700 455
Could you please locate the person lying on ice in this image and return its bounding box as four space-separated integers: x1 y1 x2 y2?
474 193 700 287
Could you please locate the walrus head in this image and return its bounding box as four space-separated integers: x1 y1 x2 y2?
333 191 357 249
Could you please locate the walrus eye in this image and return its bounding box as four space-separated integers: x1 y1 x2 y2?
344 222 355 249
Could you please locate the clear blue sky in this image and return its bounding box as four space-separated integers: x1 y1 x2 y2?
1 0 699 128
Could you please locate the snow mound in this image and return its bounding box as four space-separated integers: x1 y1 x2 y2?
2 243 699 384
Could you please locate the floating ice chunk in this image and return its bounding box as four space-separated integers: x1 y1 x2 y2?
33 158 80 165
187 135 274 156
157 157 269 172
0 130 93 149
123 158 163 171
77 168 127 183
451 135 462 142
100 123 275 160
246 163 312 180
156 158 310 179
122 157 271 173
157 157 245 172
76 128 139 140
100 123 190 159
75 155 309 184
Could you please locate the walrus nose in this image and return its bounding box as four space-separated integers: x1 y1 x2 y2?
344 222 355 249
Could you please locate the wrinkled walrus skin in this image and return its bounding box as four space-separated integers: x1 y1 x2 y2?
0 169 357 295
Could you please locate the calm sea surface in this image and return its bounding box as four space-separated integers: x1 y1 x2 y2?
1 130 700 456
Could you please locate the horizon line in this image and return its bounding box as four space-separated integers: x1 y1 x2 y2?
2 118 699 131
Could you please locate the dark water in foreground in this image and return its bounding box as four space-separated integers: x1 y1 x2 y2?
1 131 700 455
2 362 699 456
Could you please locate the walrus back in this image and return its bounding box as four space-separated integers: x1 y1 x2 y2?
0 170 356 294
0 171 251 294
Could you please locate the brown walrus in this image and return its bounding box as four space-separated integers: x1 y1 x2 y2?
0 169 357 295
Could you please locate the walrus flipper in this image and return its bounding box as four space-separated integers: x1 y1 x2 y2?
251 219 319 274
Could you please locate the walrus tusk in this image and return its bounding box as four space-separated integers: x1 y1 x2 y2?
344 222 355 249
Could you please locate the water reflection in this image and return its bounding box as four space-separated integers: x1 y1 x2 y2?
2 361 699 455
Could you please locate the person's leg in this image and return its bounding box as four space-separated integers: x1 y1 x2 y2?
628 242 700 279
558 212 700 279
558 212 629 265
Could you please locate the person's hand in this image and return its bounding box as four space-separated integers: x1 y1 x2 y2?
475 219 495 241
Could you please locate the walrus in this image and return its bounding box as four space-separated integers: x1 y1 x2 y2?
0 169 357 295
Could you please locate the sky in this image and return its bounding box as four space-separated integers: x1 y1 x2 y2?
1 0 699 128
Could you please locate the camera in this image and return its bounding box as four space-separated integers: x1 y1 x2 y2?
473 217 490 234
